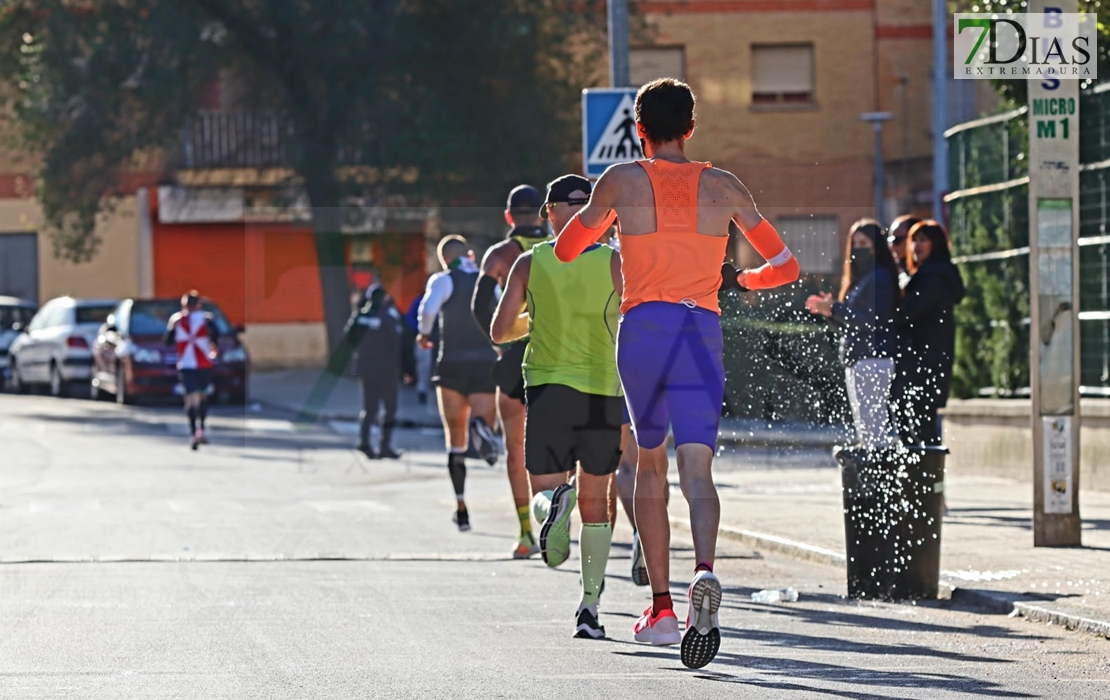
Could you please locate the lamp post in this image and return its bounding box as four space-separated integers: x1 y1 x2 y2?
861 112 895 221
608 0 630 88
933 0 948 221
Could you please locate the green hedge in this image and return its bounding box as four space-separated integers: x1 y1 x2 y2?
719 284 849 424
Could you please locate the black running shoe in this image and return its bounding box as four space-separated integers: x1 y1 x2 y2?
379 447 403 460
574 605 605 639
468 416 501 466
681 570 722 669
453 508 471 532
357 445 379 459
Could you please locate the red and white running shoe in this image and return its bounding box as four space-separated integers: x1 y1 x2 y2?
190 429 202 451
633 606 681 646
681 570 722 668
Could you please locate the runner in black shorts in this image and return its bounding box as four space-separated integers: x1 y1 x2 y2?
472 184 552 559
417 236 499 532
164 291 220 451
491 174 623 639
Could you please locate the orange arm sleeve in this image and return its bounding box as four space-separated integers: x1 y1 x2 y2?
743 219 800 290
553 210 617 262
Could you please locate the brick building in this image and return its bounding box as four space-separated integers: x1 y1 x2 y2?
626 0 997 273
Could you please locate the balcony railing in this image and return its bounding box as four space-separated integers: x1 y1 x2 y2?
181 111 296 169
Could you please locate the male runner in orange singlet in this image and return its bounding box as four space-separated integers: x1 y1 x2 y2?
555 78 799 668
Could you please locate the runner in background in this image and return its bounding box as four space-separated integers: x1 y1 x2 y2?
164 291 219 451
418 236 499 532
472 185 552 560
491 173 623 639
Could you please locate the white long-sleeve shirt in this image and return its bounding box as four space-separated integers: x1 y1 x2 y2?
417 258 480 335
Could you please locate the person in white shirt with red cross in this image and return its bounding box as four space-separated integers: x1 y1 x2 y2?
164 290 220 450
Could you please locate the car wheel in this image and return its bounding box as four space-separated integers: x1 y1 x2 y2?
10 359 28 395
115 365 132 405
50 363 71 399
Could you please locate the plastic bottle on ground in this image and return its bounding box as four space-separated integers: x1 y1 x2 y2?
750 587 799 603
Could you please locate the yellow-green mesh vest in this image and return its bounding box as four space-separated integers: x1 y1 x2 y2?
523 242 622 397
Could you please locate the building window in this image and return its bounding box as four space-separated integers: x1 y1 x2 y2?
630 46 685 86
752 44 815 106
776 215 840 274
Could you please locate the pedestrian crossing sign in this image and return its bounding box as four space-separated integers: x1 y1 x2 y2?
582 88 642 178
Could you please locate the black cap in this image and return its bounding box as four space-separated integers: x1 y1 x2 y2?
506 185 543 216
540 175 592 219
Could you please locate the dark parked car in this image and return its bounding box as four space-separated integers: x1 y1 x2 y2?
91 298 248 404
0 296 37 390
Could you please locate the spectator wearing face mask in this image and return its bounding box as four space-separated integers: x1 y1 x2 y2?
806 219 900 450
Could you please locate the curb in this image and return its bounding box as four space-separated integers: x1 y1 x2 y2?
673 518 846 567
1011 602 1110 638
676 518 1110 640
253 400 443 430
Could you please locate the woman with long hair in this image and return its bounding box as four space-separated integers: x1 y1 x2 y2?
895 220 965 445
806 219 900 449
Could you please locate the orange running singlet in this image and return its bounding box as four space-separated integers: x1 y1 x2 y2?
618 159 729 315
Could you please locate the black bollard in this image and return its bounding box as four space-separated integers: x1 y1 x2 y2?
836 444 947 601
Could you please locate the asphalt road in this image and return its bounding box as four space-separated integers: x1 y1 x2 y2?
1 394 1107 699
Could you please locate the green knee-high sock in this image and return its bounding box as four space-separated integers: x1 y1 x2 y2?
517 505 533 540
532 490 554 523
579 522 612 608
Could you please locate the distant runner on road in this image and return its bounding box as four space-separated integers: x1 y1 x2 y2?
164 291 220 451
418 236 500 533
554 78 800 668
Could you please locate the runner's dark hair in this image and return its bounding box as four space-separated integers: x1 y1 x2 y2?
635 78 696 144
182 290 201 309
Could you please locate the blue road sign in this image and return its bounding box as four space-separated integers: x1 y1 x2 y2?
582 88 642 178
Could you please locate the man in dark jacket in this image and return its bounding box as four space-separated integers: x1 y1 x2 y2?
352 283 405 459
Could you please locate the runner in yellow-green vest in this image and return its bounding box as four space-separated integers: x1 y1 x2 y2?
491 174 623 642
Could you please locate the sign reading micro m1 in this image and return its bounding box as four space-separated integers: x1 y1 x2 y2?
954 11 1097 79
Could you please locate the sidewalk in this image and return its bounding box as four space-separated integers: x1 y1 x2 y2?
251 368 849 449
680 466 1110 639
249 368 442 428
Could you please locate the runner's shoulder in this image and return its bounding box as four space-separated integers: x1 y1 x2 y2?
702 166 754 201
482 238 522 269
599 161 645 182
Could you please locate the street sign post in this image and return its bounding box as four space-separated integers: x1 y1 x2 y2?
608 0 630 88
1028 0 1082 546
582 88 642 179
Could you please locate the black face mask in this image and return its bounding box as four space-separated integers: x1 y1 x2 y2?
850 247 874 279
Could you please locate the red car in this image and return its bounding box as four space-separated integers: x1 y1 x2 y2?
91 298 248 404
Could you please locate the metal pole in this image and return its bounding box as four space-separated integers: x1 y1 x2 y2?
608 0 630 88
933 0 948 221
874 122 885 221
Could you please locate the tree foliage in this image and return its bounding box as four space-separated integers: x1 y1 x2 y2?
0 0 609 347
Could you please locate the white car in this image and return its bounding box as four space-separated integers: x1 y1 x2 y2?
0 296 38 389
8 297 118 398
